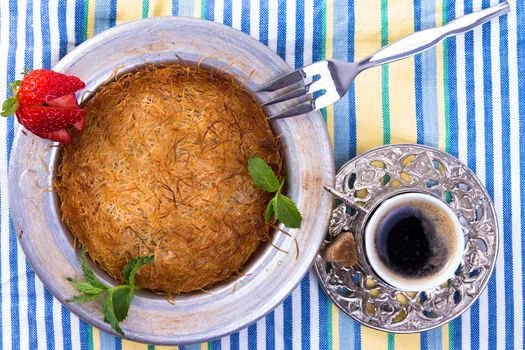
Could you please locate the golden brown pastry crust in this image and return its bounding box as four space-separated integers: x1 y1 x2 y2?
56 65 281 293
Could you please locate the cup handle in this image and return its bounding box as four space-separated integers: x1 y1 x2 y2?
324 186 369 215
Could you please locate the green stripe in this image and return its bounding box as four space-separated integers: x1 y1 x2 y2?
380 0 390 144
201 0 206 18
147 345 154 350
142 0 149 18
82 0 89 40
388 333 395 350
87 325 93 350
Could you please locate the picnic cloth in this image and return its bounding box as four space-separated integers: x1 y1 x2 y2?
1 0 524 349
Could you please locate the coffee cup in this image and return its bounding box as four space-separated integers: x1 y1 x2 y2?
364 192 464 291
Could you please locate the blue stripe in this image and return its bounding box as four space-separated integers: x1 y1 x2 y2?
99 331 116 350
259 0 268 46
61 306 72 350
240 0 250 34
247 324 257 350
333 0 350 169
204 0 214 21
414 0 424 144
57 0 67 58
276 0 286 60
79 320 91 350
420 0 438 148
443 0 460 345
6 0 20 348
464 0 476 172
40 0 51 68
283 296 293 349
223 0 232 26
171 0 179 16
347 0 356 161
318 284 329 350
300 276 310 350
294 0 304 69
74 0 86 44
178 1 194 17
265 311 275 349
518 0 525 345
115 335 122 350
44 289 55 350
312 0 324 62
210 339 221 350
94 0 117 35
230 331 239 350
339 315 356 350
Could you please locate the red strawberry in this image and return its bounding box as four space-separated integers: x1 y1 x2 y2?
17 69 85 106
1 69 86 143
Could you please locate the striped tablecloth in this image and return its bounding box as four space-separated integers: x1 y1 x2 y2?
1 0 524 349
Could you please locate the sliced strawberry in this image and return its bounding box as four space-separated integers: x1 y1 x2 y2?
16 106 86 133
47 93 81 108
33 129 72 143
17 69 85 106
72 115 86 131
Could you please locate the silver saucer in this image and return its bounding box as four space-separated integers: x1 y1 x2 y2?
315 144 498 333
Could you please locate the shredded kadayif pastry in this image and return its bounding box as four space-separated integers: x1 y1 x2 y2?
56 64 281 293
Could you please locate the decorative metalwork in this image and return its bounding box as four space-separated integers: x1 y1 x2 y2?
315 144 498 333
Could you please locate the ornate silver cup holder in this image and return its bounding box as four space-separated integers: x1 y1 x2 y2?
314 144 498 333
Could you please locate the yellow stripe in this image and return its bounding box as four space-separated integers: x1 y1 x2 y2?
122 340 149 350
361 328 388 350
194 0 202 18
325 0 334 143
92 327 101 350
394 334 420 350
442 324 449 350
200 342 208 350
149 0 173 17
354 0 383 154
87 0 96 38
116 0 142 24
332 304 340 350
156 346 180 350
435 0 446 151
387 1 417 144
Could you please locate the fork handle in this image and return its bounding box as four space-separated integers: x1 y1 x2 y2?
358 1 509 70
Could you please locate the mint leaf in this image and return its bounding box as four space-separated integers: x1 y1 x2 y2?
264 199 275 224
1 98 17 117
248 157 281 192
67 277 105 295
67 293 101 303
103 289 124 336
80 248 108 290
122 255 154 288
111 286 134 322
274 193 302 228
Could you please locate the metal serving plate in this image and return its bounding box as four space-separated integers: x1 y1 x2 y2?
8 17 335 345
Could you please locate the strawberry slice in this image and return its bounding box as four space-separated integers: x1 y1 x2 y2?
33 129 72 144
16 106 86 133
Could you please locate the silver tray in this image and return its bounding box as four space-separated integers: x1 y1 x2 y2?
316 144 498 333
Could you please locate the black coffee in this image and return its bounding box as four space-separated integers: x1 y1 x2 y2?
373 200 456 279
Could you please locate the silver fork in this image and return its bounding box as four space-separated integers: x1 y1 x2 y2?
258 1 510 120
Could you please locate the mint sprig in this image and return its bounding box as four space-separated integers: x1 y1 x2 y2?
248 157 302 228
67 248 154 336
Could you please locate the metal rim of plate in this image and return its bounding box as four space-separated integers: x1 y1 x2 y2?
314 144 498 333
